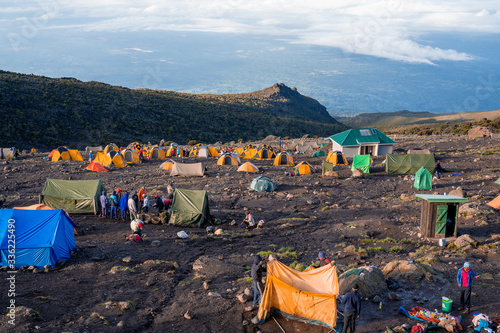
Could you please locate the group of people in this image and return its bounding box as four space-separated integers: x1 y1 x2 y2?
98 184 177 221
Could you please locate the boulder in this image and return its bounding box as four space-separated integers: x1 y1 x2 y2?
448 188 466 198
454 234 477 248
352 169 364 178
382 260 447 283
338 266 387 298
324 171 339 178
236 294 248 303
192 255 240 279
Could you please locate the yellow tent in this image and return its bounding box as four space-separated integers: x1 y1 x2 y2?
255 145 276 160
51 147 71 162
121 149 140 164
273 152 294 166
68 150 84 161
103 143 119 154
258 260 339 328
294 161 313 175
149 146 166 159
243 148 257 159
235 148 245 156
94 151 126 168
159 159 175 170
217 154 239 166
93 152 110 166
128 142 143 150
208 147 220 157
326 151 348 165
237 162 259 173
166 147 185 157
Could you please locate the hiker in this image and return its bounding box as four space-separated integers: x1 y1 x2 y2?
89 150 93 162
251 255 266 307
316 251 331 267
457 262 480 314
139 148 144 163
30 147 36 155
164 194 173 210
109 190 119 219
100 191 109 217
143 195 149 213
176 148 180 157
128 194 138 220
153 194 164 213
435 162 445 173
138 187 146 212
340 284 361 333
241 212 256 228
119 192 129 221
130 219 144 236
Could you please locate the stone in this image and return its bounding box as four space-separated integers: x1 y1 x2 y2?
388 293 399 301
251 316 260 324
229 220 237 226
184 310 192 320
117 321 125 328
244 288 252 296
454 234 477 248
214 229 224 235
28 266 35 271
236 294 248 303
242 320 250 326
383 260 447 284
352 169 364 178
344 245 356 253
118 301 132 310
203 281 210 290
324 171 339 178
449 188 466 198
122 256 132 263
208 292 222 297
373 295 382 303
151 240 161 247
33 268 42 274
244 305 254 312
338 267 387 298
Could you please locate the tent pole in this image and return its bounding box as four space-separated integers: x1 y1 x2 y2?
272 315 286 333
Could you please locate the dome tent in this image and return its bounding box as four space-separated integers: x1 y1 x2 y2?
250 176 276 192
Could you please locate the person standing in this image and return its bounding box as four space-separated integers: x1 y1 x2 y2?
251 255 266 307
88 150 93 162
100 191 109 217
128 194 138 220
457 262 480 313
138 187 146 212
153 194 164 213
340 284 361 333
119 192 129 221
143 195 149 213
109 190 119 219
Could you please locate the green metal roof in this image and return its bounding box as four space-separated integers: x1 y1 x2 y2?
415 194 467 203
328 128 396 146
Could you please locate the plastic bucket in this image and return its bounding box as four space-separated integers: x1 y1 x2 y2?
442 297 453 312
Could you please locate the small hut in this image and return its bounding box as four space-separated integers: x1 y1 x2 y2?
415 194 467 238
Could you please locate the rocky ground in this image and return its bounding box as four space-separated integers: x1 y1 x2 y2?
1 135 500 333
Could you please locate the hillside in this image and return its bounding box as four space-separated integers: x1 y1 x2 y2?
338 109 500 129
0 71 347 149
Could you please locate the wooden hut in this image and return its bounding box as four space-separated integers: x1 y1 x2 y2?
415 194 467 238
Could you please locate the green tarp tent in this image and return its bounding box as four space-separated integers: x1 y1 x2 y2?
322 161 334 175
413 166 432 190
311 150 326 157
385 154 435 175
351 155 371 174
169 189 211 227
40 178 105 214
250 176 277 192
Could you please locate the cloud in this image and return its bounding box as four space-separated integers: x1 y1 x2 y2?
4 0 500 64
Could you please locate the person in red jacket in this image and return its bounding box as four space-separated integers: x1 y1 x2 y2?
457 262 480 313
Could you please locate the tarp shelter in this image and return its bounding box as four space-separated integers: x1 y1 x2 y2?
328 128 396 158
103 143 119 154
294 161 313 175
237 162 259 173
86 161 108 172
169 189 211 227
217 154 239 166
351 155 371 173
415 194 467 238
413 166 432 190
273 152 294 166
326 151 347 165
0 147 16 159
170 162 205 177
0 209 76 268
122 149 140 164
311 150 326 157
386 154 435 175
40 179 106 214
257 260 339 328
250 176 276 192
160 159 175 170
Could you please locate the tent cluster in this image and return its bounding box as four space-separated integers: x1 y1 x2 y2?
49 147 84 162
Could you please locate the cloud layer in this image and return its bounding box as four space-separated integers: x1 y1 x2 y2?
3 0 500 64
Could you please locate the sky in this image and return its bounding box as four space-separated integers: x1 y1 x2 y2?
1 0 500 115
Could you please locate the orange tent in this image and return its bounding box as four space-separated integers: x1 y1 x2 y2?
257 260 339 328
160 159 175 170
487 195 500 210
237 162 259 173
86 161 109 172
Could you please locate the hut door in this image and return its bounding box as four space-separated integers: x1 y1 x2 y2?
435 205 448 235
446 205 457 237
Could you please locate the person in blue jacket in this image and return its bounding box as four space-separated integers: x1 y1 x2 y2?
340 284 362 333
457 262 480 313
119 192 129 221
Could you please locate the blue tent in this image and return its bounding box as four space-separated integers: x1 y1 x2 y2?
0 209 76 268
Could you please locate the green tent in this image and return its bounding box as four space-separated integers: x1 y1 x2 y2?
250 176 276 192
413 166 432 190
495 177 500 185
351 155 371 174
322 161 334 175
386 154 435 175
40 178 106 214
169 189 211 227
311 150 326 157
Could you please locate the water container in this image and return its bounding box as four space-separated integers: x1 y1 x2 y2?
442 297 453 312
439 238 446 247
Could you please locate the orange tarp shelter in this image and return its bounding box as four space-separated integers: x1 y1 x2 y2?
257 260 339 328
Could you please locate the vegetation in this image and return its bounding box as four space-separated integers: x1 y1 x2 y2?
0 71 347 149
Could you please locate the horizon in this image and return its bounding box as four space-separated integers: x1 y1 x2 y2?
1 1 500 115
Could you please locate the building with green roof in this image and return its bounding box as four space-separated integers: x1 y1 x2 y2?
327 128 396 158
